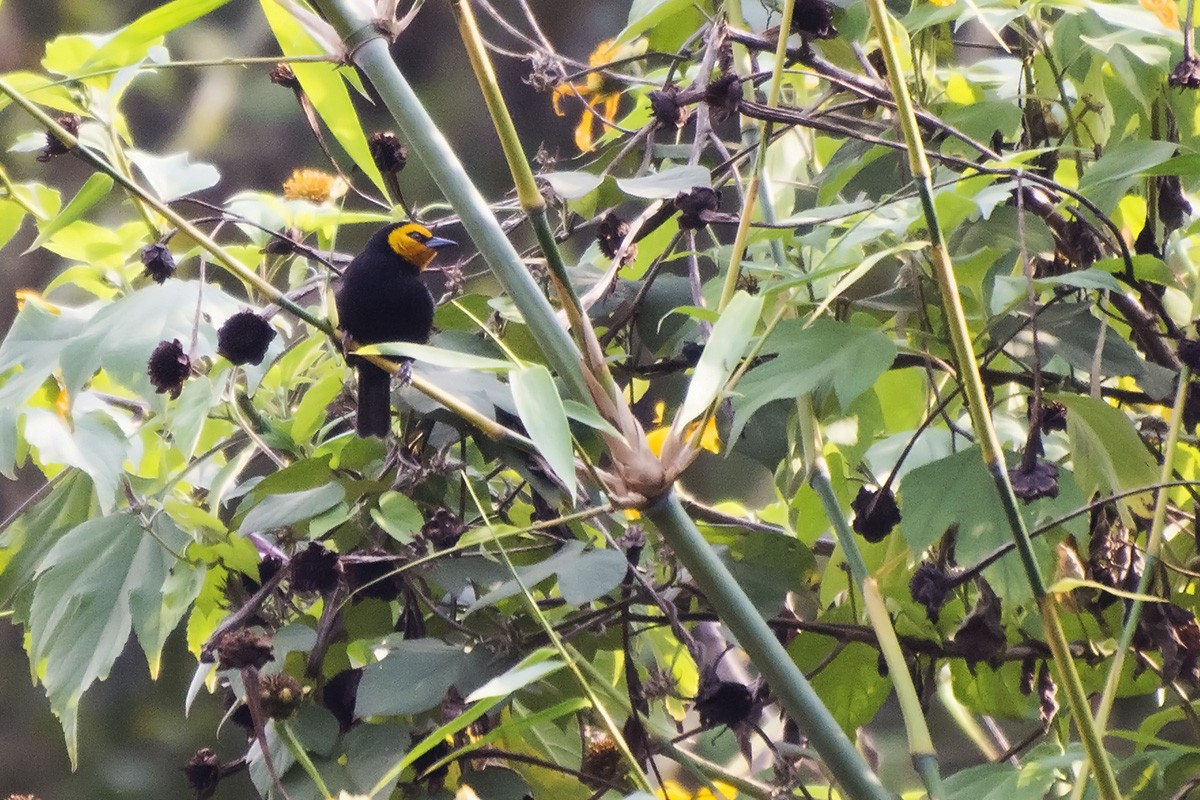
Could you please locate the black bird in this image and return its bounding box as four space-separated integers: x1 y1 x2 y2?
335 222 454 437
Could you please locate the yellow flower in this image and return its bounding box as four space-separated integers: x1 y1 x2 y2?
658 780 737 800
15 289 59 315
628 402 720 520
552 39 627 152
282 167 346 203
1141 0 1180 29
928 0 956 6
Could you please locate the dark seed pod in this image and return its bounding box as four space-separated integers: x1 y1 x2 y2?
674 186 722 229
648 84 690 130
147 339 191 399
140 242 177 284
597 212 637 265
290 541 341 594
263 227 304 256
1170 56 1200 89
581 724 626 790
422 508 468 551
215 628 274 671
1037 661 1059 728
704 72 742 123
1060 218 1103 269
909 561 953 622
695 680 755 728
1159 174 1192 234
217 310 277 366
851 485 901 543
368 131 408 175
1019 656 1037 695
183 748 222 800
36 113 80 162
1037 400 1068 433
1135 601 1200 682
1134 216 1161 258
951 582 1006 671
1009 459 1059 502
268 63 300 90
258 673 304 719
791 0 838 39
321 667 362 731
343 550 402 602
257 553 284 586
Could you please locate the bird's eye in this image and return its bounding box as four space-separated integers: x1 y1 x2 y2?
409 230 429 243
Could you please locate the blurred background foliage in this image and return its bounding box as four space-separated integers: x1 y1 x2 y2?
0 1 625 796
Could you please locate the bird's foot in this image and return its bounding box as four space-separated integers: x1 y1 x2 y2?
396 359 413 386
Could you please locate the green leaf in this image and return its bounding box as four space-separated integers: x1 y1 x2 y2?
27 173 112 252
128 150 220 202
260 0 387 197
1078 139 1177 211
511 365 576 501
941 746 1062 800
356 638 495 716
23 409 130 513
28 513 178 765
540 171 605 200
370 491 423 543
467 541 626 612
1055 393 1158 517
678 290 762 425
130 516 206 677
239 482 346 533
616 165 711 199
289 371 343 443
618 0 694 42
466 650 564 702
81 0 233 70
731 318 895 441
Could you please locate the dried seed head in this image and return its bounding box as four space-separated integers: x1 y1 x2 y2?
290 541 341 594
343 550 402 601
791 0 838 39
581 724 626 789
1136 602 1200 683
147 339 191 399
217 310 277 366
1170 56 1200 89
648 84 690 130
368 131 408 174
674 186 722 229
183 748 222 800
140 242 177 284
1037 661 1058 728
215 628 274 671
268 63 300 90
704 72 742 123
1088 510 1143 609
36 113 80 162
1009 459 1060 502
909 561 954 622
422 508 468 551
695 678 755 728
1159 174 1192 234
851 486 901 543
952 582 1006 671
258 672 304 719
597 212 636 264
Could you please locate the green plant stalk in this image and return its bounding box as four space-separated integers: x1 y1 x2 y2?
801 400 943 796
645 491 895 800
863 579 941 797
863 3 1119 798
465 481 653 793
311 0 589 405
278 719 333 799
717 0 795 313
935 664 999 760
0 76 327 330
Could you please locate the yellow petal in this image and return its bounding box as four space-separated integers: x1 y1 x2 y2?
574 107 597 152
1141 0 1180 29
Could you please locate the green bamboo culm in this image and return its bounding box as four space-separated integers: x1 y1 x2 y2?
311 0 589 406
861 2 1120 798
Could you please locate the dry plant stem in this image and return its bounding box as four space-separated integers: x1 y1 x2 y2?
862 2 1119 798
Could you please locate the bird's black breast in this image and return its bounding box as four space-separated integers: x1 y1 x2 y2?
336 257 435 346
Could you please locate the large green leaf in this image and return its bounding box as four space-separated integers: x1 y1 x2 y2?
1055 393 1158 517
511 364 576 500
731 318 895 441
28 512 188 765
81 0 233 71
942 744 1067 800
260 0 387 198
27 172 112 252
466 541 627 612
356 637 496 716
677 290 762 426
238 482 346 533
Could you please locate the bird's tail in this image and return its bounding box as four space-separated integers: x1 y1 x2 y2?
356 363 391 437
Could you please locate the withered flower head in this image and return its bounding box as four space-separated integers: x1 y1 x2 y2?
368 131 408 174
36 113 80 162
704 72 742 123
183 748 222 800
258 553 284 585
596 212 637 264
1170 56 1200 89
268 63 300 89
1019 656 1037 695
422 508 468 551
791 0 838 39
1031 399 1068 433
1136 602 1200 683
290 541 341 594
217 310 277 366
1088 512 1143 609
580 724 626 789
322 667 362 731
952 582 1006 671
1037 661 1059 728
851 485 901 543
1009 459 1059 502
909 560 954 622
147 339 191 399
258 672 304 719
1159 174 1192 234
1060 218 1103 269
648 84 691 130
695 679 755 728
282 167 340 203
215 628 274 671
140 242 176 284
674 186 722 229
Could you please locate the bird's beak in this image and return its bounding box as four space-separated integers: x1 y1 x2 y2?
426 236 456 250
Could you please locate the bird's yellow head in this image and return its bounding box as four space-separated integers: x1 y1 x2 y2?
386 222 455 271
